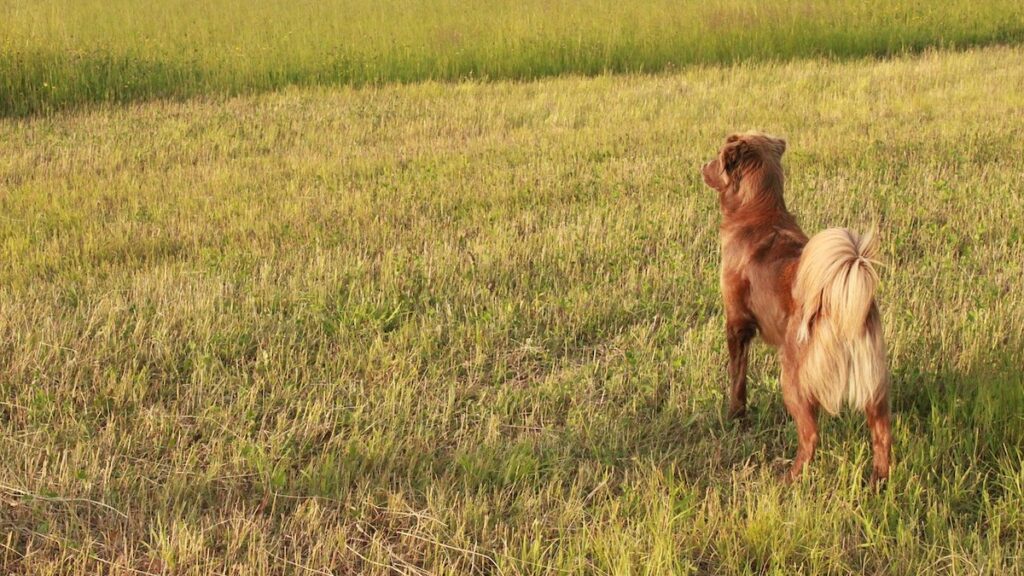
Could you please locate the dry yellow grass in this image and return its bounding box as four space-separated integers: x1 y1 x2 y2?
1 45 1023 574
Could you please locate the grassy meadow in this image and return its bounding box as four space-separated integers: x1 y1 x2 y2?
3 0 1024 116
1 43 1023 573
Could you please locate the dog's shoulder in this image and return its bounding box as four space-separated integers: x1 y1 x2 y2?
720 214 805 276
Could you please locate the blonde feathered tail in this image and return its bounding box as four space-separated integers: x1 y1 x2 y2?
793 228 888 415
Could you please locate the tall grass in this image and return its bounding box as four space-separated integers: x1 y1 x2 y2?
2 0 1024 116
1 45 1023 573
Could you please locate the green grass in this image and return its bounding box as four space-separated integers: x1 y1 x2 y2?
3 0 1024 116
2 45 1024 574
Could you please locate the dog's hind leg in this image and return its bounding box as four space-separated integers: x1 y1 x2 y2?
781 357 819 481
726 320 756 419
865 394 892 486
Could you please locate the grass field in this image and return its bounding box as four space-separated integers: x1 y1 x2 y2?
1 43 1023 573
4 0 1024 116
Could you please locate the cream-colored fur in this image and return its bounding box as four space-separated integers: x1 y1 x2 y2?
793 228 887 414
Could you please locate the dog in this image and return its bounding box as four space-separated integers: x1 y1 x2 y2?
701 132 892 484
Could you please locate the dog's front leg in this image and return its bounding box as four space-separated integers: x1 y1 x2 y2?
726 320 756 419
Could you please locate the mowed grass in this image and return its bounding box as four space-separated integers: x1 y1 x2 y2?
2 45 1024 574
4 0 1024 116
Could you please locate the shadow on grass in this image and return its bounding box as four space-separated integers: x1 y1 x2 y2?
6 29 1024 118
281 335 1023 506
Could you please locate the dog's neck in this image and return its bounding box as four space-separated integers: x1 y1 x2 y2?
720 176 791 224
720 161 782 213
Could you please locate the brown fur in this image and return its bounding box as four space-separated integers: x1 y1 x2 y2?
701 132 892 484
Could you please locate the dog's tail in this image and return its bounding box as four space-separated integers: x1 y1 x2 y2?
793 228 887 414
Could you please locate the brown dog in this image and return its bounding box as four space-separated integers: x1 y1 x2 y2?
701 132 892 484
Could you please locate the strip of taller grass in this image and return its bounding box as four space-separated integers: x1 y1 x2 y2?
3 0 1024 116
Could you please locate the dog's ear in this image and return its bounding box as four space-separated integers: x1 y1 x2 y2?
775 137 787 156
721 136 748 177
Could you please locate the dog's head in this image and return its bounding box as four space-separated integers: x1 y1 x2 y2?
702 132 787 214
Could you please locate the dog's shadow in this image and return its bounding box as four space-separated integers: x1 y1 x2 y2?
535 337 1024 494
818 340 1017 483
281 336 1023 529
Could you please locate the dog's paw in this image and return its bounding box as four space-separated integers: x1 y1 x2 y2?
727 402 748 421
776 468 801 485
868 471 889 492
776 460 808 484
726 405 752 432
